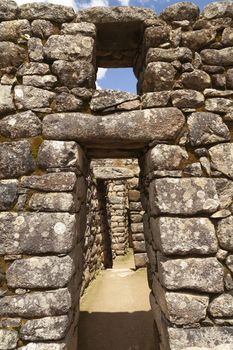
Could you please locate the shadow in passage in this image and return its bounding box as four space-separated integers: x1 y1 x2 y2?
78 311 157 350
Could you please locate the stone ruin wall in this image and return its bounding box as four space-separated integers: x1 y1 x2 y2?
0 0 233 349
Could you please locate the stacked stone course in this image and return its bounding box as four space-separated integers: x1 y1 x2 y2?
0 0 233 349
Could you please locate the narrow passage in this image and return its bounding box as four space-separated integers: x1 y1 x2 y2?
78 251 156 350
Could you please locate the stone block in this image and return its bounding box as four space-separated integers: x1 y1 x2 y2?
151 217 217 255
0 288 71 318
14 85 55 110
128 190 140 202
141 91 171 108
217 216 233 251
20 315 69 341
29 192 77 212
38 140 85 172
43 108 185 144
6 255 75 289
0 19 31 42
171 89 204 109
149 178 219 215
0 42 25 68
0 111 41 138
21 172 77 192
0 329 18 350
19 3 75 22
209 143 233 179
134 253 147 268
205 98 233 113
93 167 134 179
61 22 96 37
44 35 94 62
160 2 199 22
168 327 233 350
23 75 57 89
0 85 15 115
0 212 77 255
158 254 224 293
142 62 176 92
209 294 233 318
180 70 211 91
152 278 209 325
181 28 216 51
133 241 146 253
19 344 66 350
90 89 138 112
0 141 35 179
146 47 192 64
17 62 50 76
0 180 18 210
188 112 230 146
144 26 170 48
0 0 18 20
31 19 56 39
201 48 233 66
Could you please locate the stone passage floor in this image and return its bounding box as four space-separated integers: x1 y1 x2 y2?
78 253 156 350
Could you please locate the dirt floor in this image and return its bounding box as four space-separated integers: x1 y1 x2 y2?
78 250 156 350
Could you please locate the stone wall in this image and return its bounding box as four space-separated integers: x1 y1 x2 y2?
0 1 233 349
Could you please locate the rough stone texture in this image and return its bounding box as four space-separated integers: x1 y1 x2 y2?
21 172 77 192
0 141 35 179
209 143 233 179
14 85 55 110
23 75 57 89
168 327 233 350
141 92 171 108
20 316 69 341
0 19 31 42
0 289 71 317
160 2 199 22
187 112 230 146
19 344 66 350
142 62 176 92
90 89 138 111
217 216 233 251
205 98 233 113
0 0 18 21
20 3 75 22
201 48 233 66
171 90 204 109
0 42 25 68
151 217 217 255
146 47 192 63
93 167 134 179
0 85 15 115
180 70 211 91
0 212 77 255
29 192 76 212
181 28 216 51
149 178 219 215
0 180 18 210
17 62 50 76
44 35 94 62
61 22 96 37
6 255 75 288
209 294 233 318
43 108 185 145
158 255 224 293
0 329 18 350
0 111 41 138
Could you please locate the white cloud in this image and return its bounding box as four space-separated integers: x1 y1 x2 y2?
117 0 130 5
15 0 78 10
96 68 107 89
79 0 109 9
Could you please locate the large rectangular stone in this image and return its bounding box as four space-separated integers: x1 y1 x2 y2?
21 172 77 191
158 254 224 293
0 329 18 350
0 288 71 317
0 212 77 255
42 108 185 146
29 192 77 212
149 178 219 215
151 217 218 255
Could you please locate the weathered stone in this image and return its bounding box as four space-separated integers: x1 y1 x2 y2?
181 29 216 51
0 288 71 317
52 60 94 88
0 111 41 138
93 167 134 179
0 329 18 350
29 193 76 212
168 327 233 350
201 48 233 66
158 254 224 293
133 241 146 252
31 19 56 39
0 180 18 210
203 1 228 19
23 75 57 89
141 92 171 108
180 70 211 91
0 212 77 255
0 0 18 21
19 344 66 350
116 99 140 111
149 178 219 215
222 27 233 46
203 89 233 98
209 143 233 179
20 315 69 341
0 85 15 115
55 92 83 112
211 73 226 90
61 22 96 37
21 172 77 192
38 140 85 171
17 62 50 76
171 89 204 108
142 62 176 92
226 68 233 89
151 217 217 255
226 255 233 273
205 98 233 113
44 35 94 62
217 216 233 251
20 3 75 22
0 19 30 43
146 47 192 64
0 42 26 68
184 162 203 177
187 112 230 146
0 141 35 179
90 89 138 111
43 108 185 145
134 253 147 268
7 255 74 289
14 85 55 110
153 280 209 325
144 26 170 48
160 2 199 22
209 294 233 317
214 178 233 210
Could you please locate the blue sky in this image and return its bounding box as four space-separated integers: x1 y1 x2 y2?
15 0 217 93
